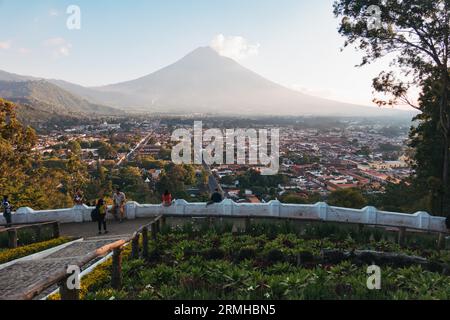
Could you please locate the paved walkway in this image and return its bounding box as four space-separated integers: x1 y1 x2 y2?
0 217 157 300
60 217 158 239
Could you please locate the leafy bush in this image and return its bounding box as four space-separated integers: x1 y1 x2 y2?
57 221 450 300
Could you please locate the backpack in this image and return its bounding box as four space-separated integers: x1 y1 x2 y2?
91 207 100 222
2 201 11 215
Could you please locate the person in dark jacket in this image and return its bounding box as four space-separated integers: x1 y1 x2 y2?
2 195 12 228
96 198 108 235
207 189 223 206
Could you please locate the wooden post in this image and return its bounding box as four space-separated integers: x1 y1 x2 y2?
131 234 140 260
245 217 251 233
208 217 216 228
160 216 166 229
232 224 238 237
398 227 406 247
142 227 149 259
437 233 445 250
151 222 157 241
53 222 60 239
33 225 41 242
111 247 122 290
59 272 80 301
8 229 18 248
357 224 364 233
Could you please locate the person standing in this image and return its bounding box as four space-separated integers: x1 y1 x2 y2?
2 196 13 228
113 188 127 223
96 198 108 235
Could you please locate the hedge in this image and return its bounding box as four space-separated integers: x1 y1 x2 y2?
0 237 72 264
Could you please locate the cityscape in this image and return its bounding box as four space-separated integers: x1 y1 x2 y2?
0 0 449 310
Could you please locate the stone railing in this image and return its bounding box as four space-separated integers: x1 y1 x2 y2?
1 200 448 234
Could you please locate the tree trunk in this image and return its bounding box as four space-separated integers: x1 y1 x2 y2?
439 69 449 216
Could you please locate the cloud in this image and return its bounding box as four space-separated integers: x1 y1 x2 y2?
210 34 260 60
43 37 72 57
0 40 11 50
49 9 59 17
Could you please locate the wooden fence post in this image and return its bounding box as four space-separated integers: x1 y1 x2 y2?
53 222 60 239
245 217 251 233
8 229 18 248
358 224 364 233
151 222 157 241
437 233 445 250
208 217 216 228
59 272 80 301
398 227 406 247
33 225 42 241
142 227 149 259
160 216 166 229
131 234 140 260
111 247 122 290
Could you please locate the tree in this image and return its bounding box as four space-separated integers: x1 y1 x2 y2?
334 0 450 215
327 188 368 209
98 141 117 160
67 140 82 157
408 75 447 213
0 99 73 209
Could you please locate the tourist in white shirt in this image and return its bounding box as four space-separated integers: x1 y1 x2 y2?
113 188 126 223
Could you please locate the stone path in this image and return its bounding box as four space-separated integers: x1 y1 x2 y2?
0 236 127 300
0 218 160 300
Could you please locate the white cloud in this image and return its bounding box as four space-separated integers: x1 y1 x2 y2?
210 34 260 61
0 40 11 50
49 9 59 17
43 37 72 57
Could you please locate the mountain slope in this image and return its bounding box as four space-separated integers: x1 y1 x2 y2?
0 80 119 118
94 47 394 116
48 79 134 107
0 47 414 117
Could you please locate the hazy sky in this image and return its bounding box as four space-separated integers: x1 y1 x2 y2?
0 0 400 106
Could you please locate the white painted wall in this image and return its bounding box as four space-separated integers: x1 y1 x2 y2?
1 200 448 234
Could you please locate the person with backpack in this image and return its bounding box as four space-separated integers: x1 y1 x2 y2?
94 198 108 235
2 195 12 228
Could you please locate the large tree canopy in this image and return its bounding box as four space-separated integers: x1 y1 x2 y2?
334 0 450 215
